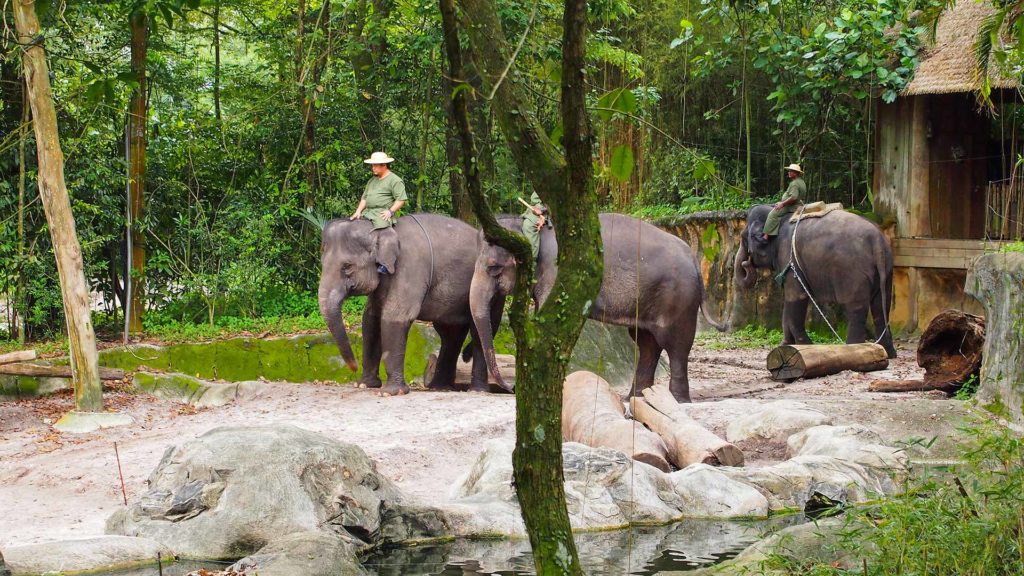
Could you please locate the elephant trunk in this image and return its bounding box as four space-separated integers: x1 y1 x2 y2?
318 278 359 371
469 267 512 392
734 240 757 290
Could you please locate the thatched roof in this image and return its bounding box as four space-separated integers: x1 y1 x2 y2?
903 0 1018 96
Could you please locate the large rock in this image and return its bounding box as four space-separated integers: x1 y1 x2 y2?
133 372 267 407
106 425 447 560
0 536 170 576
668 464 769 518
788 425 909 472
725 400 831 442
966 252 1024 427
229 531 366 576
723 455 900 513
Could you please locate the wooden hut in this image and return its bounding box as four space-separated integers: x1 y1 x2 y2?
874 0 1020 331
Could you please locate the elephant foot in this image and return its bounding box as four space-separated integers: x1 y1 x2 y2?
670 390 692 403
468 381 491 393
377 383 410 397
356 379 383 389
426 380 456 392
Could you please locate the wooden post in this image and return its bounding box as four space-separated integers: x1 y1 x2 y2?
13 0 103 411
0 350 36 365
909 96 931 238
127 8 148 334
767 343 889 381
0 363 125 381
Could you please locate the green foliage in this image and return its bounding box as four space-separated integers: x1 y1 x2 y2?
1000 241 1024 253
699 324 784 350
759 422 1024 576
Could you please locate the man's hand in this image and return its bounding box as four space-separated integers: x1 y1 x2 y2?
532 206 544 216
350 210 363 221
774 201 784 210
535 215 546 231
380 209 393 222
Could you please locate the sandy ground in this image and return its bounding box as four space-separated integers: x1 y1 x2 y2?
0 338 938 549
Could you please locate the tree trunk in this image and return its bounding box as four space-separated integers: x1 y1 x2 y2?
767 343 889 381
562 372 671 472
443 0 603 572
128 9 148 334
17 76 28 345
13 0 103 411
0 363 125 381
869 310 985 395
213 0 222 123
630 385 744 468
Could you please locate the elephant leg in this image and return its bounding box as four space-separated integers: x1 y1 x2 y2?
656 322 697 404
427 323 467 392
870 292 897 358
627 328 662 398
783 298 812 345
357 302 383 389
379 319 414 396
844 303 869 344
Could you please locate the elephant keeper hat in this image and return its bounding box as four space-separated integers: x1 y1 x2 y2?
364 151 396 164
784 163 803 173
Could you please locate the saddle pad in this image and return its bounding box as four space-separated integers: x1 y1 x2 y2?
789 201 844 222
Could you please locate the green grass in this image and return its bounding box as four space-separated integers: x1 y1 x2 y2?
754 422 1024 575
999 240 1024 253
630 195 764 220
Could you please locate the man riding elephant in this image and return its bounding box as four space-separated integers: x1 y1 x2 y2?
350 151 406 274
761 163 806 241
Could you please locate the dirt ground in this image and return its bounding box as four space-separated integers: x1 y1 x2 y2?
0 337 942 549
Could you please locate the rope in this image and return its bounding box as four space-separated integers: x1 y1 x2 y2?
405 214 434 288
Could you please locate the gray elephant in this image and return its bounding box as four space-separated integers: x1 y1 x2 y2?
470 212 725 403
318 214 491 395
734 204 896 358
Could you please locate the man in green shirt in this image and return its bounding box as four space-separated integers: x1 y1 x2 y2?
521 192 547 260
761 163 806 241
350 151 407 273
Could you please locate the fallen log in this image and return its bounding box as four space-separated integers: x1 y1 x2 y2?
422 352 515 392
766 343 888 381
0 362 125 381
0 350 36 365
869 309 984 395
562 371 671 472
630 386 744 468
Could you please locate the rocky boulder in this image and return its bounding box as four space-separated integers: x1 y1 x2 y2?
0 536 170 576
725 400 831 442
229 531 367 576
788 425 909 472
106 425 447 560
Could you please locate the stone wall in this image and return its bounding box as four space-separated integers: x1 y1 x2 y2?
654 210 784 331
965 253 1024 427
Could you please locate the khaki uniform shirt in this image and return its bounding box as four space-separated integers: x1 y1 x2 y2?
781 177 806 204
361 172 407 229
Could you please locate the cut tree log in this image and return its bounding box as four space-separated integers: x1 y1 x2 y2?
630 386 744 468
562 371 671 472
0 363 125 381
422 352 515 392
767 343 888 381
0 350 36 365
869 309 984 395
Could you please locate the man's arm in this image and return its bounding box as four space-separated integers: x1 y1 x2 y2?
350 198 367 220
382 199 405 222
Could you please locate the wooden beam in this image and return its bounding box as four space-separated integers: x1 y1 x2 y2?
630 386 744 468
766 344 888 381
0 350 36 365
0 363 125 381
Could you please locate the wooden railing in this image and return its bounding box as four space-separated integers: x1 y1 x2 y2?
986 178 1024 240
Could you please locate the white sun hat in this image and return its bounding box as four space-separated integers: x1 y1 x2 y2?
784 163 803 173
364 151 396 164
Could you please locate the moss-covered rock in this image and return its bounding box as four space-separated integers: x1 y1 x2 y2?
966 253 1024 427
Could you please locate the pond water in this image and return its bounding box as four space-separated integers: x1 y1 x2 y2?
97 517 798 576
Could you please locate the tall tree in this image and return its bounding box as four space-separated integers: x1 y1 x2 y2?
13 0 103 411
127 6 148 334
444 0 603 572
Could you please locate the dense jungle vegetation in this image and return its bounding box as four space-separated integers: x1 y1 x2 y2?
0 0 960 341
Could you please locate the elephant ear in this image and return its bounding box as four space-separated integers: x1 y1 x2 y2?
373 227 401 273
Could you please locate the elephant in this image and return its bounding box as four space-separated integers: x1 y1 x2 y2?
469 212 726 403
318 213 493 396
734 204 897 358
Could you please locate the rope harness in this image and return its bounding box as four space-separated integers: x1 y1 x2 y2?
405 214 435 288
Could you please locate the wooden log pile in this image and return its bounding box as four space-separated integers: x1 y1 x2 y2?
562 371 743 471
869 309 985 395
766 343 888 381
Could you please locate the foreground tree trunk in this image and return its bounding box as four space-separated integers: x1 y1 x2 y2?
14 0 103 411
443 0 602 572
127 8 147 334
